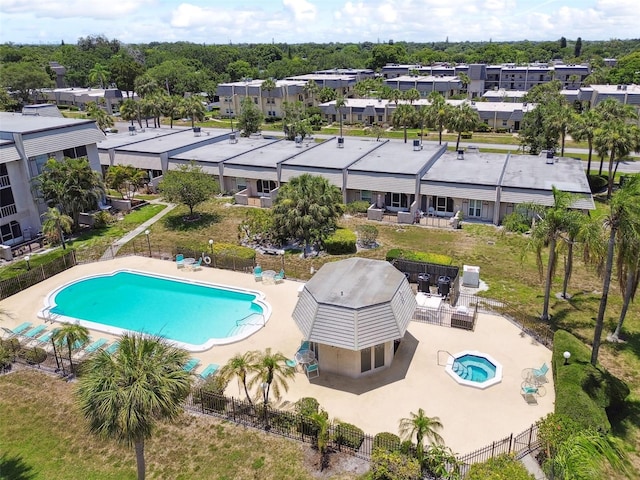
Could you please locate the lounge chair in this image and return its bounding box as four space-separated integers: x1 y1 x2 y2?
183 358 200 373
305 362 319 379
190 258 202 271
254 265 263 282
27 328 58 346
84 338 108 354
176 254 185 269
285 358 297 369
21 324 48 340
199 363 220 380
105 342 119 355
531 363 549 385
1 322 33 338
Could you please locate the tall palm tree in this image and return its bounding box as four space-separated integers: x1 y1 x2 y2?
181 96 205 128
448 103 479 151
303 80 319 109
120 99 139 128
218 351 258 405
597 121 638 199
610 233 640 341
335 94 346 138
248 348 295 406
76 334 192 480
426 92 450 145
569 109 601 175
402 88 421 105
261 78 277 125
86 102 114 133
41 207 73 249
52 323 89 374
134 74 160 99
528 187 578 321
398 408 444 465
392 103 415 143
591 175 640 366
161 95 182 129
415 105 430 144
88 63 111 89
548 102 573 157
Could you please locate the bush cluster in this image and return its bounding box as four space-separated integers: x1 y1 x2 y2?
385 248 453 266
344 200 370 215
334 422 365 450
373 432 401 452
501 211 532 233
325 228 357 255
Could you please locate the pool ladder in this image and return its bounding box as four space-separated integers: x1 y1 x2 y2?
436 349 471 379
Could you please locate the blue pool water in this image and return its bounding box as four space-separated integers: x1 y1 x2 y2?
453 354 497 383
44 270 267 350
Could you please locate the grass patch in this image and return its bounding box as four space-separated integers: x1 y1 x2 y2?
0 370 347 480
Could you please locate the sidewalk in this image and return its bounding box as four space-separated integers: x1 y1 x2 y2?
99 199 176 261
520 452 548 479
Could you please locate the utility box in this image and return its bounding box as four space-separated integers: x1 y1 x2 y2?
462 265 480 288
0 245 13 261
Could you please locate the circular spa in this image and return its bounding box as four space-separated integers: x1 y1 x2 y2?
39 269 271 352
445 350 503 389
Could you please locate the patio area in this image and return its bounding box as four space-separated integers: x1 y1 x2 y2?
0 256 554 455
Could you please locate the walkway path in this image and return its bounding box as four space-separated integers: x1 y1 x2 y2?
520 452 548 479
99 199 176 261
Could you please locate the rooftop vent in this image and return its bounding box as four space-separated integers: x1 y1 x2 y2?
229 132 237 144
413 139 422 151
193 126 202 137
128 125 136 136
295 135 303 147
457 149 464 160
337 137 345 148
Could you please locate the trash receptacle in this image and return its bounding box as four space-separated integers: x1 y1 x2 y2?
0 245 12 261
418 273 431 292
437 276 451 297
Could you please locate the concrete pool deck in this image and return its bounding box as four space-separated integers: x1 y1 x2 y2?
0 256 554 455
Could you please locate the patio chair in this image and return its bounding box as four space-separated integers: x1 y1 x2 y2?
199 363 220 380
176 254 185 269
285 358 298 370
188 257 202 271
305 362 319 379
521 381 546 404
21 324 48 341
183 358 200 373
254 265 263 282
105 342 120 355
531 363 549 385
274 269 285 284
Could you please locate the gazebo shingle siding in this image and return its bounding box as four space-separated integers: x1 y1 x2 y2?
293 258 417 350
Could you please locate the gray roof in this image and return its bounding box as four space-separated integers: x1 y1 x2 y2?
281 137 384 170
108 128 229 154
501 154 591 194
171 136 280 164
422 150 509 186
98 127 182 149
223 137 310 168
0 112 95 134
293 258 417 351
348 140 442 175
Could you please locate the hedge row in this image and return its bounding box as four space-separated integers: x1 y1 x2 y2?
385 248 453 266
552 330 629 433
325 228 357 255
210 242 256 260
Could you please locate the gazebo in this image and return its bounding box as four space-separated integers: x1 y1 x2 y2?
292 258 417 378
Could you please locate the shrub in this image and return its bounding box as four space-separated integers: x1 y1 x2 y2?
325 228 357 255
474 123 491 132
334 422 365 450
0 344 13 371
212 242 256 260
385 248 453 266
466 453 534 479
553 330 629 433
357 224 379 247
18 347 47 364
537 413 582 460
92 210 114 229
370 449 421 480
461 131 473 139
501 211 531 233
295 397 320 437
345 200 370 215
373 432 401 452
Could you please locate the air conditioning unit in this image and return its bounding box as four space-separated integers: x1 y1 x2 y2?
193 127 201 137
337 137 345 148
413 139 421 151
457 149 465 160
295 135 303 147
546 150 554 164
229 132 237 144
128 125 136 135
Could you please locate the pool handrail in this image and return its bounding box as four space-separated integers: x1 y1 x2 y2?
235 313 265 327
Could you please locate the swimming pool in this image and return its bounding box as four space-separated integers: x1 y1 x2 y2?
39 270 271 352
445 350 503 389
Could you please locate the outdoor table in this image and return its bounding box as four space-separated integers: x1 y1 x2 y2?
183 258 196 269
262 270 276 284
295 349 315 366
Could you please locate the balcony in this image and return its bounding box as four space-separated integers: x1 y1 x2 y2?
0 203 17 218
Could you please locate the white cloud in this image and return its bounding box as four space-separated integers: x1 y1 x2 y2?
1 0 149 19
283 0 317 22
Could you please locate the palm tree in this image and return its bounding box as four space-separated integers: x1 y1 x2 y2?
134 74 160 99
41 207 73 249
218 351 258 405
309 409 330 471
249 348 295 406
335 94 346 138
458 72 471 98
415 105 430 144
181 96 205 128
591 175 640 366
610 233 640 341
303 80 319 109
76 334 192 480
88 63 110 89
261 78 276 125
120 99 139 128
548 102 573 157
392 103 415 143
402 88 421 105
597 121 638 199
398 408 444 465
162 95 182 129
448 103 479 151
52 323 89 375
426 92 450 145
569 109 601 175
528 187 578 321
86 102 114 133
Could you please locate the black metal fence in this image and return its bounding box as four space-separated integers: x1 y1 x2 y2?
0 251 77 300
457 423 540 467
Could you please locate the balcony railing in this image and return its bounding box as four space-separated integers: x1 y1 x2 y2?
0 175 10 187
0 203 17 218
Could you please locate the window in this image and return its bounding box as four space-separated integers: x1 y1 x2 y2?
342 114 347 120
257 179 276 194
502 120 508 127
357 114 362 121
236 177 247 190
374 344 385 368
378 115 383 122
360 190 372 203
361 347 371 373
432 196 454 213
62 145 87 159
468 199 482 217
253 97 258 104
29 154 49 176
0 220 22 245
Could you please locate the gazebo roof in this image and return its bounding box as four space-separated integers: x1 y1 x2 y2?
293 258 417 351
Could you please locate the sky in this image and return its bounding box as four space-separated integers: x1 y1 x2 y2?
1 0 639 46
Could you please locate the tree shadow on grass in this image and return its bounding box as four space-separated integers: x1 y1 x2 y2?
163 212 221 231
0 453 36 480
